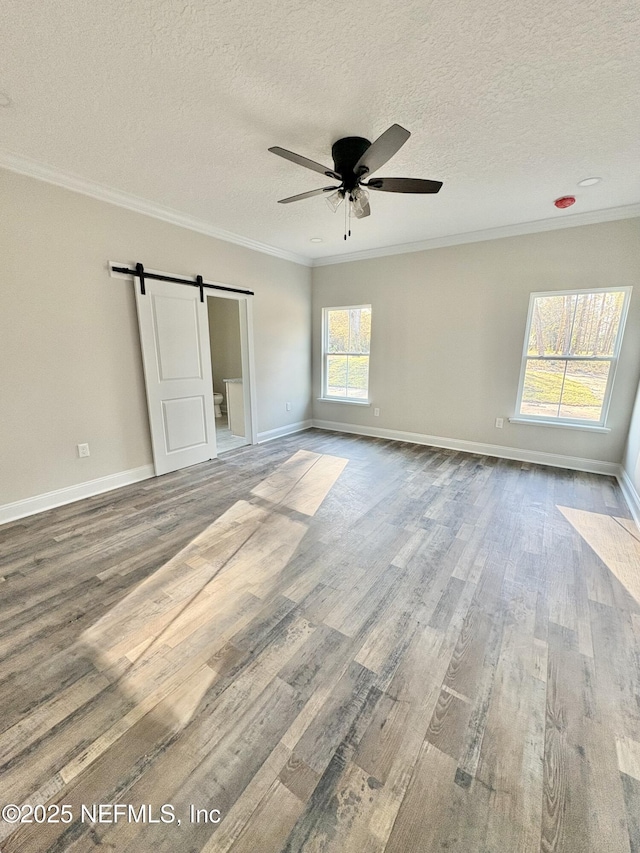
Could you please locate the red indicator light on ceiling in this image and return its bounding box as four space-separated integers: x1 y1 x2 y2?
554 196 576 209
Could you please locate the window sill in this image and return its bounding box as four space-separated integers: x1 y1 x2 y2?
317 397 371 406
508 417 610 433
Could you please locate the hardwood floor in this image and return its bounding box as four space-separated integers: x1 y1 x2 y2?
1 429 640 852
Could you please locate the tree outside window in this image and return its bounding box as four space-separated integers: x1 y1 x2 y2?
516 288 631 425
323 306 371 400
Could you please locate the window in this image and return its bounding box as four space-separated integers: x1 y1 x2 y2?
515 287 631 427
322 305 371 401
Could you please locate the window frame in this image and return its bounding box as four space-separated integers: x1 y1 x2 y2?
321 304 372 404
514 286 632 429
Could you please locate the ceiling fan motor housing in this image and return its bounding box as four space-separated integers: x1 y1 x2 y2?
270 124 442 211
331 137 371 189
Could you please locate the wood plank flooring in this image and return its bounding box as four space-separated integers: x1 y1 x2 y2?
1 429 640 852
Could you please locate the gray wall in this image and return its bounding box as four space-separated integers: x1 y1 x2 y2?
0 168 312 506
312 218 640 466
207 296 243 400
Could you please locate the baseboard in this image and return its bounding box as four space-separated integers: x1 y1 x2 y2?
0 464 155 525
311 419 619 476
257 420 313 444
617 466 640 531
2 426 627 525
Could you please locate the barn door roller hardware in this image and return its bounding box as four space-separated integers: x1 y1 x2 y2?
110 263 254 298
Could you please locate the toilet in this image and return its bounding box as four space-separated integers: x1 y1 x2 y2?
213 392 223 418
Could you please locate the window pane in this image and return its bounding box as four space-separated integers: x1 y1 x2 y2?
520 359 566 417
570 291 625 357
346 356 369 398
519 289 628 425
527 295 577 356
327 310 349 353
324 305 371 399
349 307 371 353
558 360 610 421
326 355 347 396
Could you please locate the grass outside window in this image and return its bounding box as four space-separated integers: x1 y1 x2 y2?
515 288 630 426
322 306 371 401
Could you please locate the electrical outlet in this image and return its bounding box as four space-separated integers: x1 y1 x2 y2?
286 402 292 411
495 418 504 429
373 407 380 417
77 443 90 457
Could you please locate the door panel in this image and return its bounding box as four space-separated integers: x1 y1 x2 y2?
135 280 217 475
152 294 203 380
161 396 207 451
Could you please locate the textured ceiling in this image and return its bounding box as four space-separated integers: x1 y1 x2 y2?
1 0 639 262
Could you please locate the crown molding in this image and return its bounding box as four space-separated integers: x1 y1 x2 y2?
3 148 638 271
0 148 311 268
311 203 640 266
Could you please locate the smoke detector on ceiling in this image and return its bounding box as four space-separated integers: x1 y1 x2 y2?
554 196 576 209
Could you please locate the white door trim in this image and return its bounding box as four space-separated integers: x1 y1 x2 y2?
206 290 258 446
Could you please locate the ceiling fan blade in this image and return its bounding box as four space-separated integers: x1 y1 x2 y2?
277 186 339 204
353 200 370 219
269 147 340 180
353 124 411 176
366 177 443 194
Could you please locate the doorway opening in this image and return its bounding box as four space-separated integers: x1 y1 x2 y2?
207 294 252 454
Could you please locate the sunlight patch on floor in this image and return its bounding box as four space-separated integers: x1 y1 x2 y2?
69 449 349 784
557 505 640 603
251 449 348 516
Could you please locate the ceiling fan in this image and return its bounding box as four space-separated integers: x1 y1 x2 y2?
268 124 442 238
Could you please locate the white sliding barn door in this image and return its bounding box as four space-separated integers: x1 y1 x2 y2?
135 279 217 475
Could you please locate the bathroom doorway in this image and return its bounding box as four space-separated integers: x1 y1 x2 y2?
207 294 254 454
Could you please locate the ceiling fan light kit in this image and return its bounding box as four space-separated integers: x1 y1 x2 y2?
325 189 344 213
351 187 370 219
269 124 443 239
